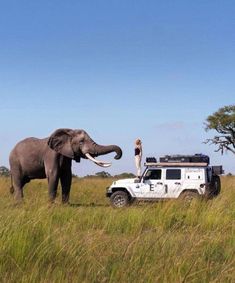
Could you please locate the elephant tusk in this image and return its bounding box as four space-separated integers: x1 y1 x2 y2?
85 153 112 167
97 163 112 168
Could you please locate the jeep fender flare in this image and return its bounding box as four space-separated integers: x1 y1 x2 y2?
178 189 201 198
110 187 135 199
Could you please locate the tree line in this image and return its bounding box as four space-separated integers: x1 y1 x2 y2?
0 166 135 179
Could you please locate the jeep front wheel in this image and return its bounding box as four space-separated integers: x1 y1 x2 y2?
110 191 130 208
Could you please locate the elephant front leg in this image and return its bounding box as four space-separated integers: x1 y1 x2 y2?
60 169 72 204
47 173 59 203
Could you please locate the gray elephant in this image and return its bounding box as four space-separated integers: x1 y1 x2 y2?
9 128 122 203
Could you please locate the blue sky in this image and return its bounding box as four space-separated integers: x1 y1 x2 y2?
0 0 234 176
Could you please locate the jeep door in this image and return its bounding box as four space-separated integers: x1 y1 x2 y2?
142 168 166 198
164 168 183 197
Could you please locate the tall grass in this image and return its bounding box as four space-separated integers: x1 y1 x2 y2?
0 176 234 282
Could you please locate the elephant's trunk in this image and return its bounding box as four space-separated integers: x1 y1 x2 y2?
94 144 122 160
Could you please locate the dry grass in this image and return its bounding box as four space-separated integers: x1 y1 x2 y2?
0 176 234 282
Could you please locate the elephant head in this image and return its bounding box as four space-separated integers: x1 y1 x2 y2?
48 128 122 167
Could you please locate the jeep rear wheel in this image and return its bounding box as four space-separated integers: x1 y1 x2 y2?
110 191 130 208
180 191 199 201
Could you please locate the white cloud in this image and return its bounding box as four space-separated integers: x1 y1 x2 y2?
154 121 185 130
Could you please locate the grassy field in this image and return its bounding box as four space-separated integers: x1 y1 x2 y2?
0 176 234 283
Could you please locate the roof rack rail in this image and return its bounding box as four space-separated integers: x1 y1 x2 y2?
144 162 208 167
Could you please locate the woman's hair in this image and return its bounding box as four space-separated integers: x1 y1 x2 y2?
135 139 142 146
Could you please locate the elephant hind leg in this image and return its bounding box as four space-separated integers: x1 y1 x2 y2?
11 174 30 201
12 176 24 201
10 175 14 194
10 186 14 194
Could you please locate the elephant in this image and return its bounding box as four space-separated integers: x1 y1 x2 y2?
9 128 122 203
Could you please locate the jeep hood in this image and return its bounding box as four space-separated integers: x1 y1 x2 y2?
114 178 136 185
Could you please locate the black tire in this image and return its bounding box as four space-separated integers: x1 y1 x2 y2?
210 175 221 197
110 191 131 208
180 191 199 201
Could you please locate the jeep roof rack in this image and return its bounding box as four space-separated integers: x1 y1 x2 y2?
144 162 208 167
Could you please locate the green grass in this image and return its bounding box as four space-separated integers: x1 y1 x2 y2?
0 176 234 282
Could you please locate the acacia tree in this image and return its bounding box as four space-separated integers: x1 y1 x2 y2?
205 105 235 154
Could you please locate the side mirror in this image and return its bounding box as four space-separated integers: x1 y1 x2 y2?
143 176 149 182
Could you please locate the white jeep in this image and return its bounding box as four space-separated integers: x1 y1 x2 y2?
106 156 223 208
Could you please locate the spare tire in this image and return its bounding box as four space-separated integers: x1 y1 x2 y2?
210 175 221 197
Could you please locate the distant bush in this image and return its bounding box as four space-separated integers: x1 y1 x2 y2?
0 166 10 177
83 171 111 178
114 172 136 178
83 172 136 179
72 173 79 178
95 171 112 178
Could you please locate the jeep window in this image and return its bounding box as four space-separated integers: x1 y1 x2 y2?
166 169 181 180
145 169 162 180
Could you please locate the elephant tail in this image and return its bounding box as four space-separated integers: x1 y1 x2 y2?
9 174 14 194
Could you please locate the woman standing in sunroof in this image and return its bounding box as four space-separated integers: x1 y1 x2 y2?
135 138 143 179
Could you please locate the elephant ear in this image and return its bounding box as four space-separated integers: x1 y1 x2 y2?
48 129 75 159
